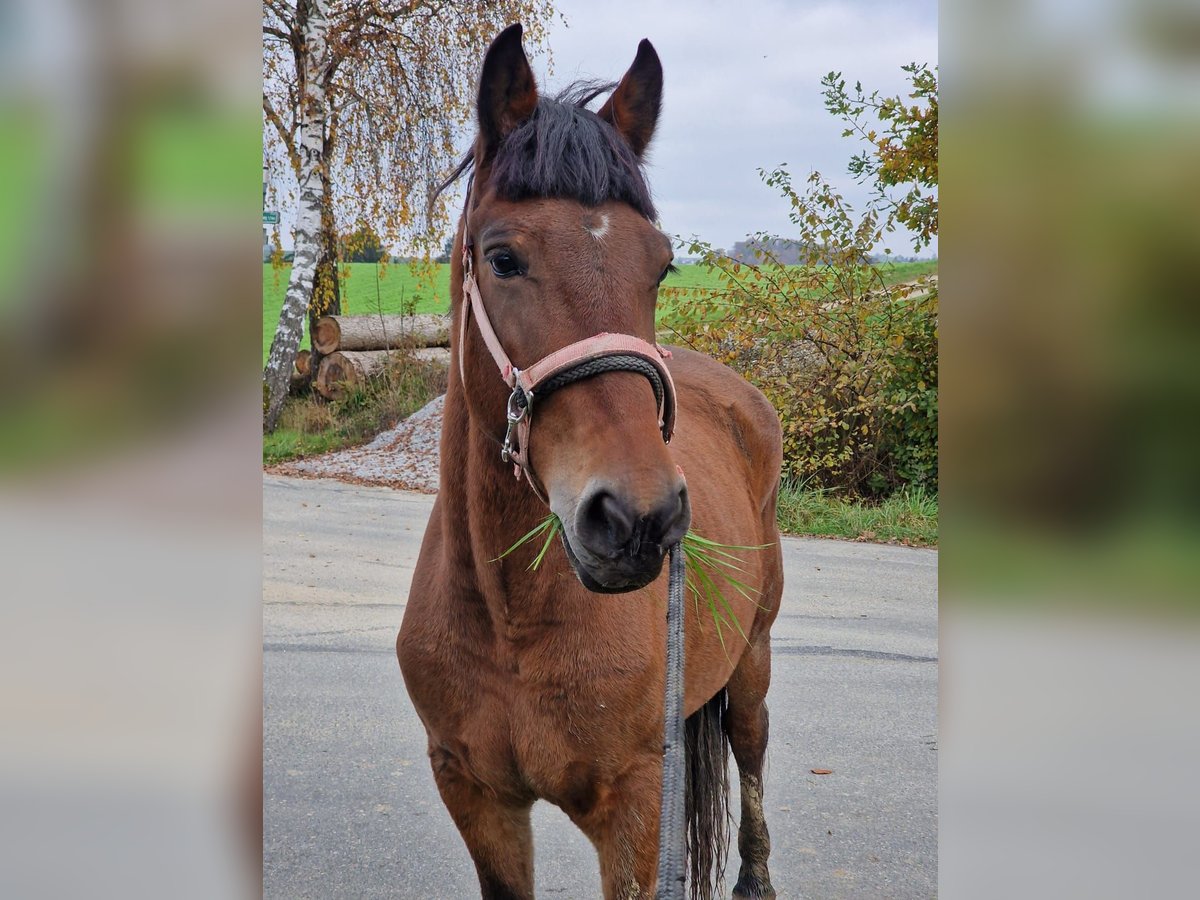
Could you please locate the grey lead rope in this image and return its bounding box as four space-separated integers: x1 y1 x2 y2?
655 543 687 899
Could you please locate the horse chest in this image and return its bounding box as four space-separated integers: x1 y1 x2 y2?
505 671 661 813
402 560 665 812
435 647 659 808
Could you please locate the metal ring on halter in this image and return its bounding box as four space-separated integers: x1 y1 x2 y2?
501 380 529 464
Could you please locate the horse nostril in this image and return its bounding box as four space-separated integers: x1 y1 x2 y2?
650 484 691 548
579 490 635 553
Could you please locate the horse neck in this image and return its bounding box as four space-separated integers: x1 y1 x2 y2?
437 333 553 609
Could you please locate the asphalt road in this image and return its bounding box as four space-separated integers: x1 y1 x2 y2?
264 474 937 899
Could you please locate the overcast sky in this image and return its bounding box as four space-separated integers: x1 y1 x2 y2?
270 0 937 257
528 0 938 256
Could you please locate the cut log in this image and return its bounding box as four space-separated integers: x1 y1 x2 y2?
314 350 393 400
294 349 312 377
312 314 451 354
412 347 451 368
313 347 453 400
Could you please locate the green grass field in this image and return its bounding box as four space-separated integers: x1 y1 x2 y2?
662 258 935 292
263 259 936 363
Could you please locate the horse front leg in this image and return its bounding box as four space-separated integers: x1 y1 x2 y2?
726 637 776 900
429 746 535 900
568 756 662 900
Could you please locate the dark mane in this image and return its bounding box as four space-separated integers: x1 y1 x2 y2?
437 82 656 220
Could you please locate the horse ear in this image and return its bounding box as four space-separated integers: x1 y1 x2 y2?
598 39 663 158
477 23 539 160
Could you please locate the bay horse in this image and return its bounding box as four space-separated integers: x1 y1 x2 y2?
398 23 783 900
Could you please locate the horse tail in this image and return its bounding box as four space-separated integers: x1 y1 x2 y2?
685 687 731 900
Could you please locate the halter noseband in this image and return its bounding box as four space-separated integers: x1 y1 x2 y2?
456 184 677 503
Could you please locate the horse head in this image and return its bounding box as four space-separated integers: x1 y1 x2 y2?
453 24 690 593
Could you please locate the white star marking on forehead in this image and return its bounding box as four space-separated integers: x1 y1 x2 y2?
585 213 610 241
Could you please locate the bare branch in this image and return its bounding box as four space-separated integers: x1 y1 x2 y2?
262 0 295 27
263 95 302 176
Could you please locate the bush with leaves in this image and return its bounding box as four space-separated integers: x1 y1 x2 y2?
824 63 938 250
661 65 937 497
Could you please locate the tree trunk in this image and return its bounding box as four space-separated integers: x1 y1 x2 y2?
307 171 341 379
263 0 330 432
312 314 451 353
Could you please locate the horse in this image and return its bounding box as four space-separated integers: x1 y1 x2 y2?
397 23 783 900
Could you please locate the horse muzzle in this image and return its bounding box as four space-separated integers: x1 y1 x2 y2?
558 481 691 593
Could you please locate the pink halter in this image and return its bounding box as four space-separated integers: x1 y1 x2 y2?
456 189 677 503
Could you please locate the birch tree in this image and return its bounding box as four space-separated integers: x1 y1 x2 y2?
262 1 556 430
264 0 330 431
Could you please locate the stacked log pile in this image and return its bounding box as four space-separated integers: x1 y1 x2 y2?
294 314 452 401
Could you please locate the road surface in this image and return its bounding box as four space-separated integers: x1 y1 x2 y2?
263 474 937 898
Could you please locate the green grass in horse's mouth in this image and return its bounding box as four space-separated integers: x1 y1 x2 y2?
494 513 771 650
492 513 564 571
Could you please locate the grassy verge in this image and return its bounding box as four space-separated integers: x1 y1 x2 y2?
262 426 351 466
263 353 447 466
776 482 938 547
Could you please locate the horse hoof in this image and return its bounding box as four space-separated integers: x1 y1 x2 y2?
732 876 776 900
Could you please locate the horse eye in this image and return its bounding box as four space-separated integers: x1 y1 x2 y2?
657 263 678 285
489 252 522 279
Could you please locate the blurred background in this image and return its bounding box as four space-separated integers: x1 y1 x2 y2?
0 0 261 897
0 0 1196 896
941 0 1200 895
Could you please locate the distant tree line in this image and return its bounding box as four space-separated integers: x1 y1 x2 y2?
727 237 846 266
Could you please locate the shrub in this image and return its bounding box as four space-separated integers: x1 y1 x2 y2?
662 167 937 497
663 63 937 498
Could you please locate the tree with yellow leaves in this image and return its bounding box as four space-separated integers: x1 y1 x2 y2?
262 1 557 431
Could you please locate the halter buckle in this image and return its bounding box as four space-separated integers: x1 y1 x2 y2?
500 378 529 464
